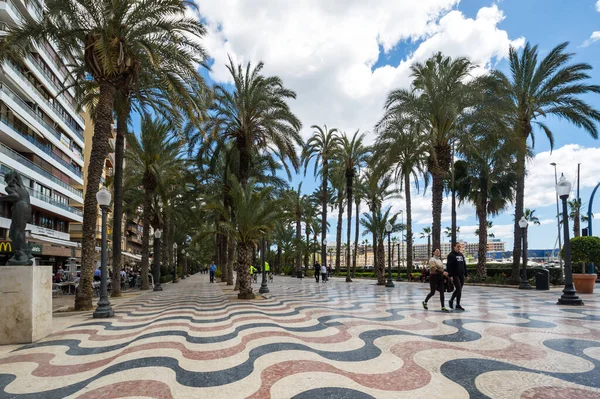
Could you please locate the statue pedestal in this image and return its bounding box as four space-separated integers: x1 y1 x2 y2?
0 266 52 345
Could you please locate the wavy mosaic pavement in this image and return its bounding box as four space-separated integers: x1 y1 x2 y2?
1 275 599 398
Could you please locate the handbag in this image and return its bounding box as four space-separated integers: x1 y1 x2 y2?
445 277 455 293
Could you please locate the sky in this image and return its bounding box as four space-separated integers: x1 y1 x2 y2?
169 0 600 251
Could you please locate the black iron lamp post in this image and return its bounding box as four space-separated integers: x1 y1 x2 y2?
385 222 394 287
173 242 178 282
518 216 533 289
153 229 163 291
259 238 269 294
396 211 403 281
180 249 186 279
556 174 584 306
93 187 114 318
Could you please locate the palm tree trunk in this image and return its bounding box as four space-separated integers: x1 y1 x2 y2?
75 81 116 311
227 232 235 285
321 161 328 272
304 229 310 274
140 189 152 290
574 212 581 237
476 201 488 278
237 242 255 299
352 199 359 278
110 97 129 298
277 244 281 274
296 217 302 277
511 146 525 284
162 207 169 280
335 198 344 272
221 232 228 282
372 228 377 273
236 136 250 188
431 173 443 252
405 173 413 275
346 172 353 282
376 240 385 285
169 215 176 281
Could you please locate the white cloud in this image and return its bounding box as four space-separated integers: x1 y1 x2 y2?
596 0 600 12
196 1 524 142
582 31 600 47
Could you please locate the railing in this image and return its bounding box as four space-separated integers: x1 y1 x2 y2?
0 164 82 216
0 141 83 197
0 0 23 22
0 112 83 178
0 22 8 34
6 61 84 142
24 0 43 21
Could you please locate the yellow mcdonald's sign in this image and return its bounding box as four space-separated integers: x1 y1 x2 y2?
0 241 12 253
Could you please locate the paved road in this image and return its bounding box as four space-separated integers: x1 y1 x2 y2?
1 274 599 398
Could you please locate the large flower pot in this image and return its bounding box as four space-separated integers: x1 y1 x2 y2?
573 274 596 294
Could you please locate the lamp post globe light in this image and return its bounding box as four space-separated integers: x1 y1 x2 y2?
556 174 584 305
153 229 163 291
385 222 394 287
518 216 533 290
93 187 114 318
173 242 179 283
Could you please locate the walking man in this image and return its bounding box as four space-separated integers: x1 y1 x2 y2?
314 261 321 282
447 243 467 310
209 260 217 283
321 263 327 283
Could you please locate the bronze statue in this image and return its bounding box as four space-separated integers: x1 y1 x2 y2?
1 171 32 265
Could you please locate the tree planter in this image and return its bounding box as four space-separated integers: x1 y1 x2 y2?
573 274 596 294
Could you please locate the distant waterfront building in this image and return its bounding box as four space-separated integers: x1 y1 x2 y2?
0 1 85 269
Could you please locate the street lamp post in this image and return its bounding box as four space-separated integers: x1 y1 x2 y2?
173 242 178 283
153 229 163 291
556 174 584 306
259 238 269 294
93 187 114 318
396 211 403 282
550 163 563 271
180 249 186 279
518 217 532 289
385 222 394 287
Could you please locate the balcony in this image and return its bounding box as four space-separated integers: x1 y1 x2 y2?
5 61 84 143
0 22 8 36
24 0 42 21
0 0 23 24
0 164 82 217
0 140 82 198
0 111 83 179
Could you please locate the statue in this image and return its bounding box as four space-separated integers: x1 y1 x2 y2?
0 171 32 265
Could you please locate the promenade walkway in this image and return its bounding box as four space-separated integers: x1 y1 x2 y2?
0 274 599 398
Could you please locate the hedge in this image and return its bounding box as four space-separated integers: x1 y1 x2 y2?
160 274 173 283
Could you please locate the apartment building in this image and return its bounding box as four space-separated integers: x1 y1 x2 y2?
0 0 85 269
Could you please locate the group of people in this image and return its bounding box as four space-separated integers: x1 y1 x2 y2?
249 262 272 283
422 243 468 312
313 262 330 283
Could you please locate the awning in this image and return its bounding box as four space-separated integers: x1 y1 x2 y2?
30 234 78 247
121 251 142 261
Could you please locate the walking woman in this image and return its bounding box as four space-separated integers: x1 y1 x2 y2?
422 248 450 312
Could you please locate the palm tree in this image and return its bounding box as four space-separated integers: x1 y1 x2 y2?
336 131 369 282
204 58 302 189
521 208 541 269
493 42 600 282
383 52 487 253
475 221 496 238
303 125 341 274
330 169 346 273
352 176 366 277
420 227 432 260
568 198 583 237
374 115 428 279
125 118 183 290
209 180 283 299
455 130 516 277
445 226 460 239
361 207 400 285
4 0 207 311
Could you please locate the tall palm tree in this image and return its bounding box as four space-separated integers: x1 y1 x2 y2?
493 42 600 281
125 118 183 290
475 221 495 238
209 180 283 299
568 198 583 237
204 58 302 189
330 169 346 273
383 52 487 253
352 176 366 277
455 132 516 277
374 115 429 278
361 207 400 285
420 227 432 259
303 125 341 274
336 131 369 282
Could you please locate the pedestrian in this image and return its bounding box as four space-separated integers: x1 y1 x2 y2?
264 261 272 282
327 264 332 278
447 242 467 310
249 264 258 283
314 261 320 282
321 264 327 283
93 265 101 282
423 248 450 312
209 260 217 283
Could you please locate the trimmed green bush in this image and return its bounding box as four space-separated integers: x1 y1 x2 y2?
562 236 600 274
160 275 173 283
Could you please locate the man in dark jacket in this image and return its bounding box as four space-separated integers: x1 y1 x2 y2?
447 243 467 310
314 262 321 283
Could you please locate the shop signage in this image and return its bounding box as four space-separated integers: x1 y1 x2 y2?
29 225 70 241
0 241 12 253
30 244 42 254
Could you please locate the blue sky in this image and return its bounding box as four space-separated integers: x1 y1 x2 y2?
134 0 600 252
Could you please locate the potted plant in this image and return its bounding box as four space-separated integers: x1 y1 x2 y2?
567 236 600 294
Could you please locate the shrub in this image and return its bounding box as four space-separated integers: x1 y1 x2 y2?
215 269 222 278
561 236 600 274
160 275 173 283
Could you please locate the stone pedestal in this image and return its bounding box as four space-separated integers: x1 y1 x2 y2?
0 266 52 345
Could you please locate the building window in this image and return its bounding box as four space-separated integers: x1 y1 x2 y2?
40 215 54 229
